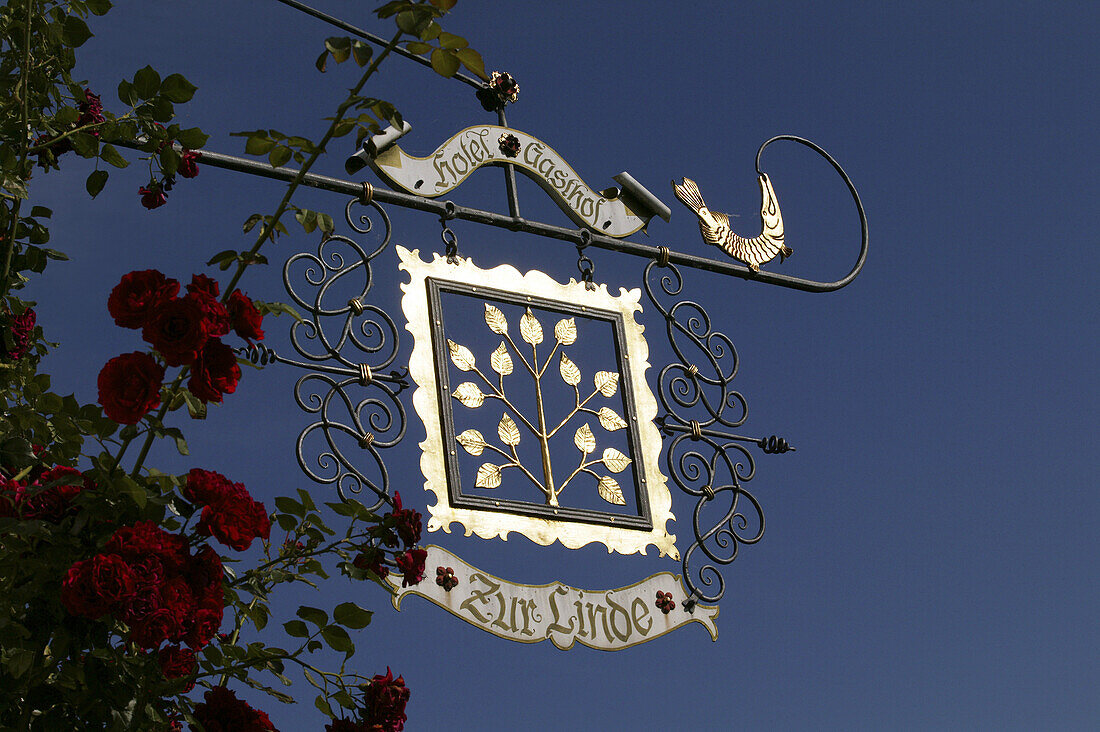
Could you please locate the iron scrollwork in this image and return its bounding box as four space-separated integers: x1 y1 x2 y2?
643 260 792 604
240 197 408 511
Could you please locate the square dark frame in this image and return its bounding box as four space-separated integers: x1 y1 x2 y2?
426 277 655 531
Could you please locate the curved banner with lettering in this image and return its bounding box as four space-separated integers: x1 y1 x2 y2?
365 126 670 238
388 546 718 650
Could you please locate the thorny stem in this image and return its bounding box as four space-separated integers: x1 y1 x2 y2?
220 28 404 300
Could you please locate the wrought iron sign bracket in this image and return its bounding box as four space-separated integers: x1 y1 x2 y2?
184 143 867 294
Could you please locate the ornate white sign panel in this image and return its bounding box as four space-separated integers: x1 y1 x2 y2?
398 246 677 559
388 546 717 651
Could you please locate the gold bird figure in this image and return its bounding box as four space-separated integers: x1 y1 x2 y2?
672 175 791 271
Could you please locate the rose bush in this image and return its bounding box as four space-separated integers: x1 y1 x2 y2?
1 1 484 728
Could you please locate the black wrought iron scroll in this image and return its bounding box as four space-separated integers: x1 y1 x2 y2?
643 257 793 604
240 197 408 511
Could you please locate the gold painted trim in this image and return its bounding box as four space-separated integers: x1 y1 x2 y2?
398 246 678 559
389 546 717 650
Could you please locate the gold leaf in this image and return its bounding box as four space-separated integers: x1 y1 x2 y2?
497 413 521 446
597 475 626 505
573 423 595 454
452 382 485 408
597 406 627 432
558 352 581 386
475 463 502 488
519 308 543 345
594 371 619 397
484 303 508 334
490 341 513 376
601 447 631 473
447 339 476 371
554 317 577 345
456 429 486 456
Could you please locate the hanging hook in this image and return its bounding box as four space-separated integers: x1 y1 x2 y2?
575 229 596 290
440 201 459 263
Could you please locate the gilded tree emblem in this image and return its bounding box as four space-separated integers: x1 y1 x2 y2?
447 304 631 508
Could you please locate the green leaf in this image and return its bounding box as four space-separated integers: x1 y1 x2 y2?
404 41 431 55
159 146 181 176
296 605 328 628
333 690 356 710
63 16 93 47
85 170 108 198
99 144 129 169
283 619 309 638
430 48 460 78
117 79 139 107
456 48 487 79
352 41 372 67
430 0 457 10
148 96 174 123
314 695 333 718
419 20 442 41
269 145 291 168
325 37 351 63
315 50 330 73
133 66 161 100
396 11 419 33
160 73 197 103
251 603 269 631
70 133 99 157
176 127 209 149
333 602 372 629
30 206 52 218
275 496 305 518
438 31 468 50
181 389 207 419
321 625 353 654
86 0 113 15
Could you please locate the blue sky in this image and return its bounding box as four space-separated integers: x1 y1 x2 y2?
28 1 1098 729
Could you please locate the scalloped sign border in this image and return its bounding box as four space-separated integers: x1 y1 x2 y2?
398 246 678 559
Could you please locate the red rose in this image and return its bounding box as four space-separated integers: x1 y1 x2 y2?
197 485 270 551
158 645 197 690
106 521 189 569
395 549 426 588
142 295 208 366
61 553 137 619
362 667 410 732
97 352 165 424
23 465 85 522
130 606 179 649
185 281 230 337
179 150 200 178
192 686 277 732
227 290 264 342
352 548 389 581
108 270 180 329
388 492 422 549
188 338 240 403
186 274 220 299
2 306 36 360
140 184 167 209
77 88 104 128
326 720 370 732
184 468 235 506
0 475 25 518
186 606 223 649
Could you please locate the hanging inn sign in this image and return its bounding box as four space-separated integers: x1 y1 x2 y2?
207 40 867 651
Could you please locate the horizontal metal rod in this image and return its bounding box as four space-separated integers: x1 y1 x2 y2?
180 147 858 293
658 421 795 450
